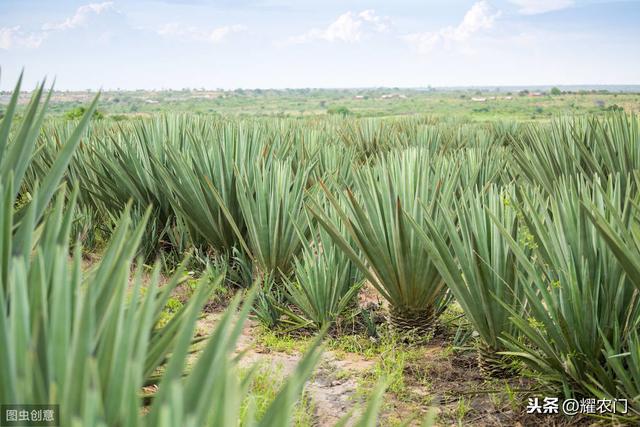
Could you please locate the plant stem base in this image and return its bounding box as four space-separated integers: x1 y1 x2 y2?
389 307 436 344
477 343 518 378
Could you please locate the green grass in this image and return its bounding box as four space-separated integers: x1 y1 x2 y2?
240 362 316 426
348 334 424 399
255 326 313 354
328 335 385 359
157 296 185 327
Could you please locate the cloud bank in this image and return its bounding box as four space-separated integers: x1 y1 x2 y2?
287 10 389 44
404 1 501 54
1 2 116 50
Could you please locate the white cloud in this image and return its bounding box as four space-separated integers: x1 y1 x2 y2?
509 0 574 15
42 2 115 31
1 2 115 50
208 25 246 43
359 9 390 33
404 1 500 54
157 23 246 43
288 10 390 44
0 26 47 50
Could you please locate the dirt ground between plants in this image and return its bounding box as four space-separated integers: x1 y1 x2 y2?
194 309 600 427
197 312 373 425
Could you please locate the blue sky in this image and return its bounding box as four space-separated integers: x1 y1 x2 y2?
0 0 638 90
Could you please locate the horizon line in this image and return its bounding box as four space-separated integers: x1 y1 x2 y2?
3 83 640 93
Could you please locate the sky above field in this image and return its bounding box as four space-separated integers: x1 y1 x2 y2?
0 0 639 90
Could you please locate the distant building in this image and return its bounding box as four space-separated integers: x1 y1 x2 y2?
471 97 487 102
380 94 406 99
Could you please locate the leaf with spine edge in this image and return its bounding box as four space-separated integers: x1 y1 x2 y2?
33 94 100 222
182 284 257 426
306 181 391 302
0 179 13 290
408 187 523 349
0 81 46 190
0 72 23 160
583 198 640 291
206 174 254 259
145 270 220 425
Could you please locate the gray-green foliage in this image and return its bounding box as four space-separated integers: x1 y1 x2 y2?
0 76 386 426
412 184 528 353
309 147 457 324
497 176 639 406
232 158 312 281
283 213 363 330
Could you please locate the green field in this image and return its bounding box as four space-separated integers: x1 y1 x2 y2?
3 86 639 121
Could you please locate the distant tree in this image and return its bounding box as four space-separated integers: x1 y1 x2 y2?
605 104 623 112
64 106 104 121
327 105 351 116
518 89 529 96
550 87 562 95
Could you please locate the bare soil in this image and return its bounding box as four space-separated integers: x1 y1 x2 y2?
192 306 601 427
